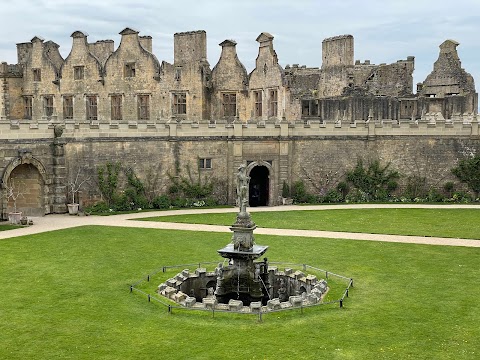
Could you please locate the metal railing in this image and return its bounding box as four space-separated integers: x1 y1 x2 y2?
130 260 354 321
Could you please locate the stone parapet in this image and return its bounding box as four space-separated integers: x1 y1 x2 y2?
1 117 479 141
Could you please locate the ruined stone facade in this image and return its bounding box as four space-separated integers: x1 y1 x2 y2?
0 28 478 217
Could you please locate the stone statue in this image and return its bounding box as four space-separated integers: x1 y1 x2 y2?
236 163 249 215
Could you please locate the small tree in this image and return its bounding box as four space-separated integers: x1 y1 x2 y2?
281 180 291 198
68 168 91 204
4 179 25 213
452 155 480 198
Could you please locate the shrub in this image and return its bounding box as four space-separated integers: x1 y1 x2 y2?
443 182 455 198
427 187 443 203
97 162 121 207
322 189 343 203
346 159 399 201
282 181 291 198
451 155 480 198
85 201 110 214
291 180 308 203
152 195 171 209
345 188 368 203
404 176 428 200
336 181 349 200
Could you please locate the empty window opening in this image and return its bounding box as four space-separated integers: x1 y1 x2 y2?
138 95 150 120
173 93 187 115
269 89 278 117
74 66 84 80
174 68 182 81
63 95 73 119
43 96 53 117
24 97 32 119
125 63 136 77
222 93 236 117
254 90 262 117
111 95 122 121
33 68 41 82
86 95 98 120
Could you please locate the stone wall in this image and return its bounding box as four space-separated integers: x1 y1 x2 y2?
1 118 479 217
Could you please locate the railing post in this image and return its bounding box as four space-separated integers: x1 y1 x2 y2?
340 299 343 308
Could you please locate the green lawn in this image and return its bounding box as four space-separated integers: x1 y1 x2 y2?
140 208 480 239
1 225 479 359
0 222 21 231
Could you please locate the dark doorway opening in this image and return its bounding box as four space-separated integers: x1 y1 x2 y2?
249 166 269 207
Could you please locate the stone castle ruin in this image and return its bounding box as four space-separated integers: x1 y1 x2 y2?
0 28 478 217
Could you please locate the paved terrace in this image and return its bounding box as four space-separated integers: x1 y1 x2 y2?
1 204 480 248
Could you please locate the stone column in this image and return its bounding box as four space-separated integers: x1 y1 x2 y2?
51 126 67 213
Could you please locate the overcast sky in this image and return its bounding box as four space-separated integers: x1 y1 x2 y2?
1 0 479 92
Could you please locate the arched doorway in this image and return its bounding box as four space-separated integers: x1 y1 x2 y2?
5 164 44 216
249 166 269 207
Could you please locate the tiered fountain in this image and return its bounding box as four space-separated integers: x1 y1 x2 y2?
157 163 329 312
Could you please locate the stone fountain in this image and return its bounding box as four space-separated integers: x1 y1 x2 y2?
156 164 329 312
214 163 270 305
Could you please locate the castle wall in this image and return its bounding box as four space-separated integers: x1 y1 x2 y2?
1 119 479 217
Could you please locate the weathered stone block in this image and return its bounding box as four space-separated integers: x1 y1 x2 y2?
195 268 207 277
173 291 187 302
228 299 243 311
250 301 262 312
203 298 217 309
267 298 281 310
181 269 190 277
163 286 177 299
289 295 303 307
185 296 196 307
293 270 305 279
166 278 177 287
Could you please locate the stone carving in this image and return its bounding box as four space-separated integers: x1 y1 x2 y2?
236 163 249 216
54 124 64 138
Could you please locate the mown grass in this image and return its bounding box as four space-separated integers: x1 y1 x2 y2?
0 222 21 231
1 225 479 359
140 208 480 239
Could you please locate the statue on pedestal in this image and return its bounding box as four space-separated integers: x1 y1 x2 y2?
236 163 249 217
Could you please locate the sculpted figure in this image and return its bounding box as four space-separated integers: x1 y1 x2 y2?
236 163 249 215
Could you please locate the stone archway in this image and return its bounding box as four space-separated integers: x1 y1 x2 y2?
246 161 274 207
2 152 49 218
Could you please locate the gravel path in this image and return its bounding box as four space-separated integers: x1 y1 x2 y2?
1 204 480 248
